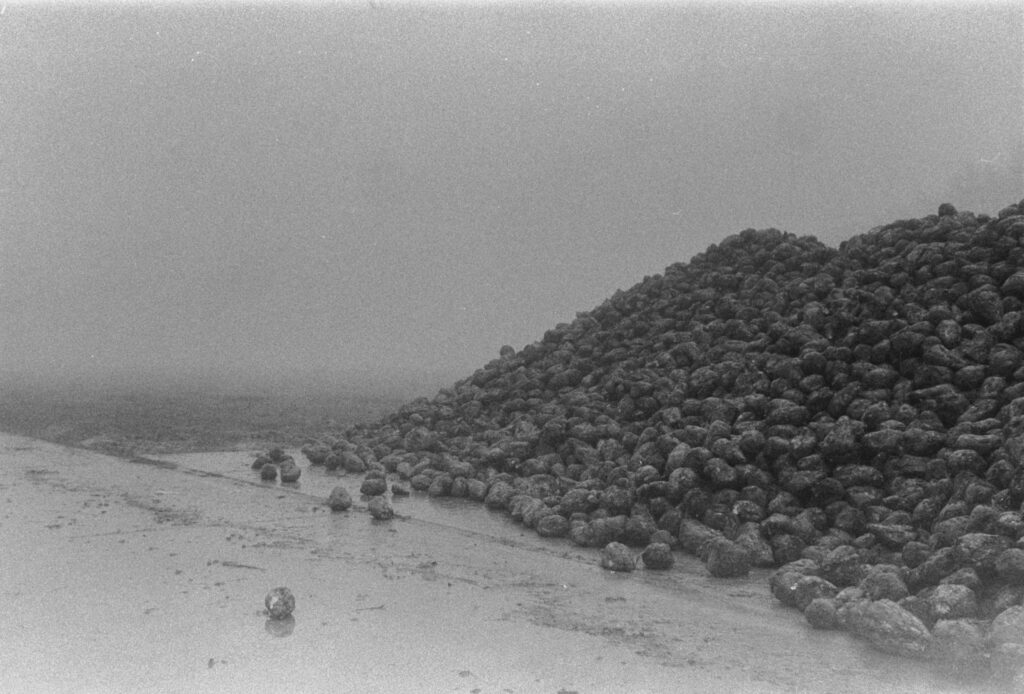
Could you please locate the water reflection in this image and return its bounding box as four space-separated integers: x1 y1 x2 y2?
265 615 296 637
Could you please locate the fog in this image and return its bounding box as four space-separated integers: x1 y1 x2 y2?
1 2 1021 394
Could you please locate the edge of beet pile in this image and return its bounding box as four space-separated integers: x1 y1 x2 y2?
303 200 1024 680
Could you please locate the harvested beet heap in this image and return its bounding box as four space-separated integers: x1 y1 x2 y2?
315 200 1024 669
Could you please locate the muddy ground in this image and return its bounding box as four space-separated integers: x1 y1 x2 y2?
0 433 1007 693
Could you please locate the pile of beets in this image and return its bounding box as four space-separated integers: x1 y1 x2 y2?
304 200 1024 675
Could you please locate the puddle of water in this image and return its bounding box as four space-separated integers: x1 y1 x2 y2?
130 456 179 470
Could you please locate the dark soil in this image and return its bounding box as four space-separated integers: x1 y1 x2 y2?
0 374 409 456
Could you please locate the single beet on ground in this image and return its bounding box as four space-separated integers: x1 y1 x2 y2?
303 200 1024 677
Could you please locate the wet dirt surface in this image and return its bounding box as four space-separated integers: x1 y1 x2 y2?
0 434 1006 693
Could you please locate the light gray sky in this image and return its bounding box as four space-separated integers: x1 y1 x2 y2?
1 2 1022 390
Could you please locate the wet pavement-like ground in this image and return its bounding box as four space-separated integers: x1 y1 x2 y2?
0 434 1005 693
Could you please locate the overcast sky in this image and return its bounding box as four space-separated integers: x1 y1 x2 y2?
1 2 1021 391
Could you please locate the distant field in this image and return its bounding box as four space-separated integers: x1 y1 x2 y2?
0 373 430 456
